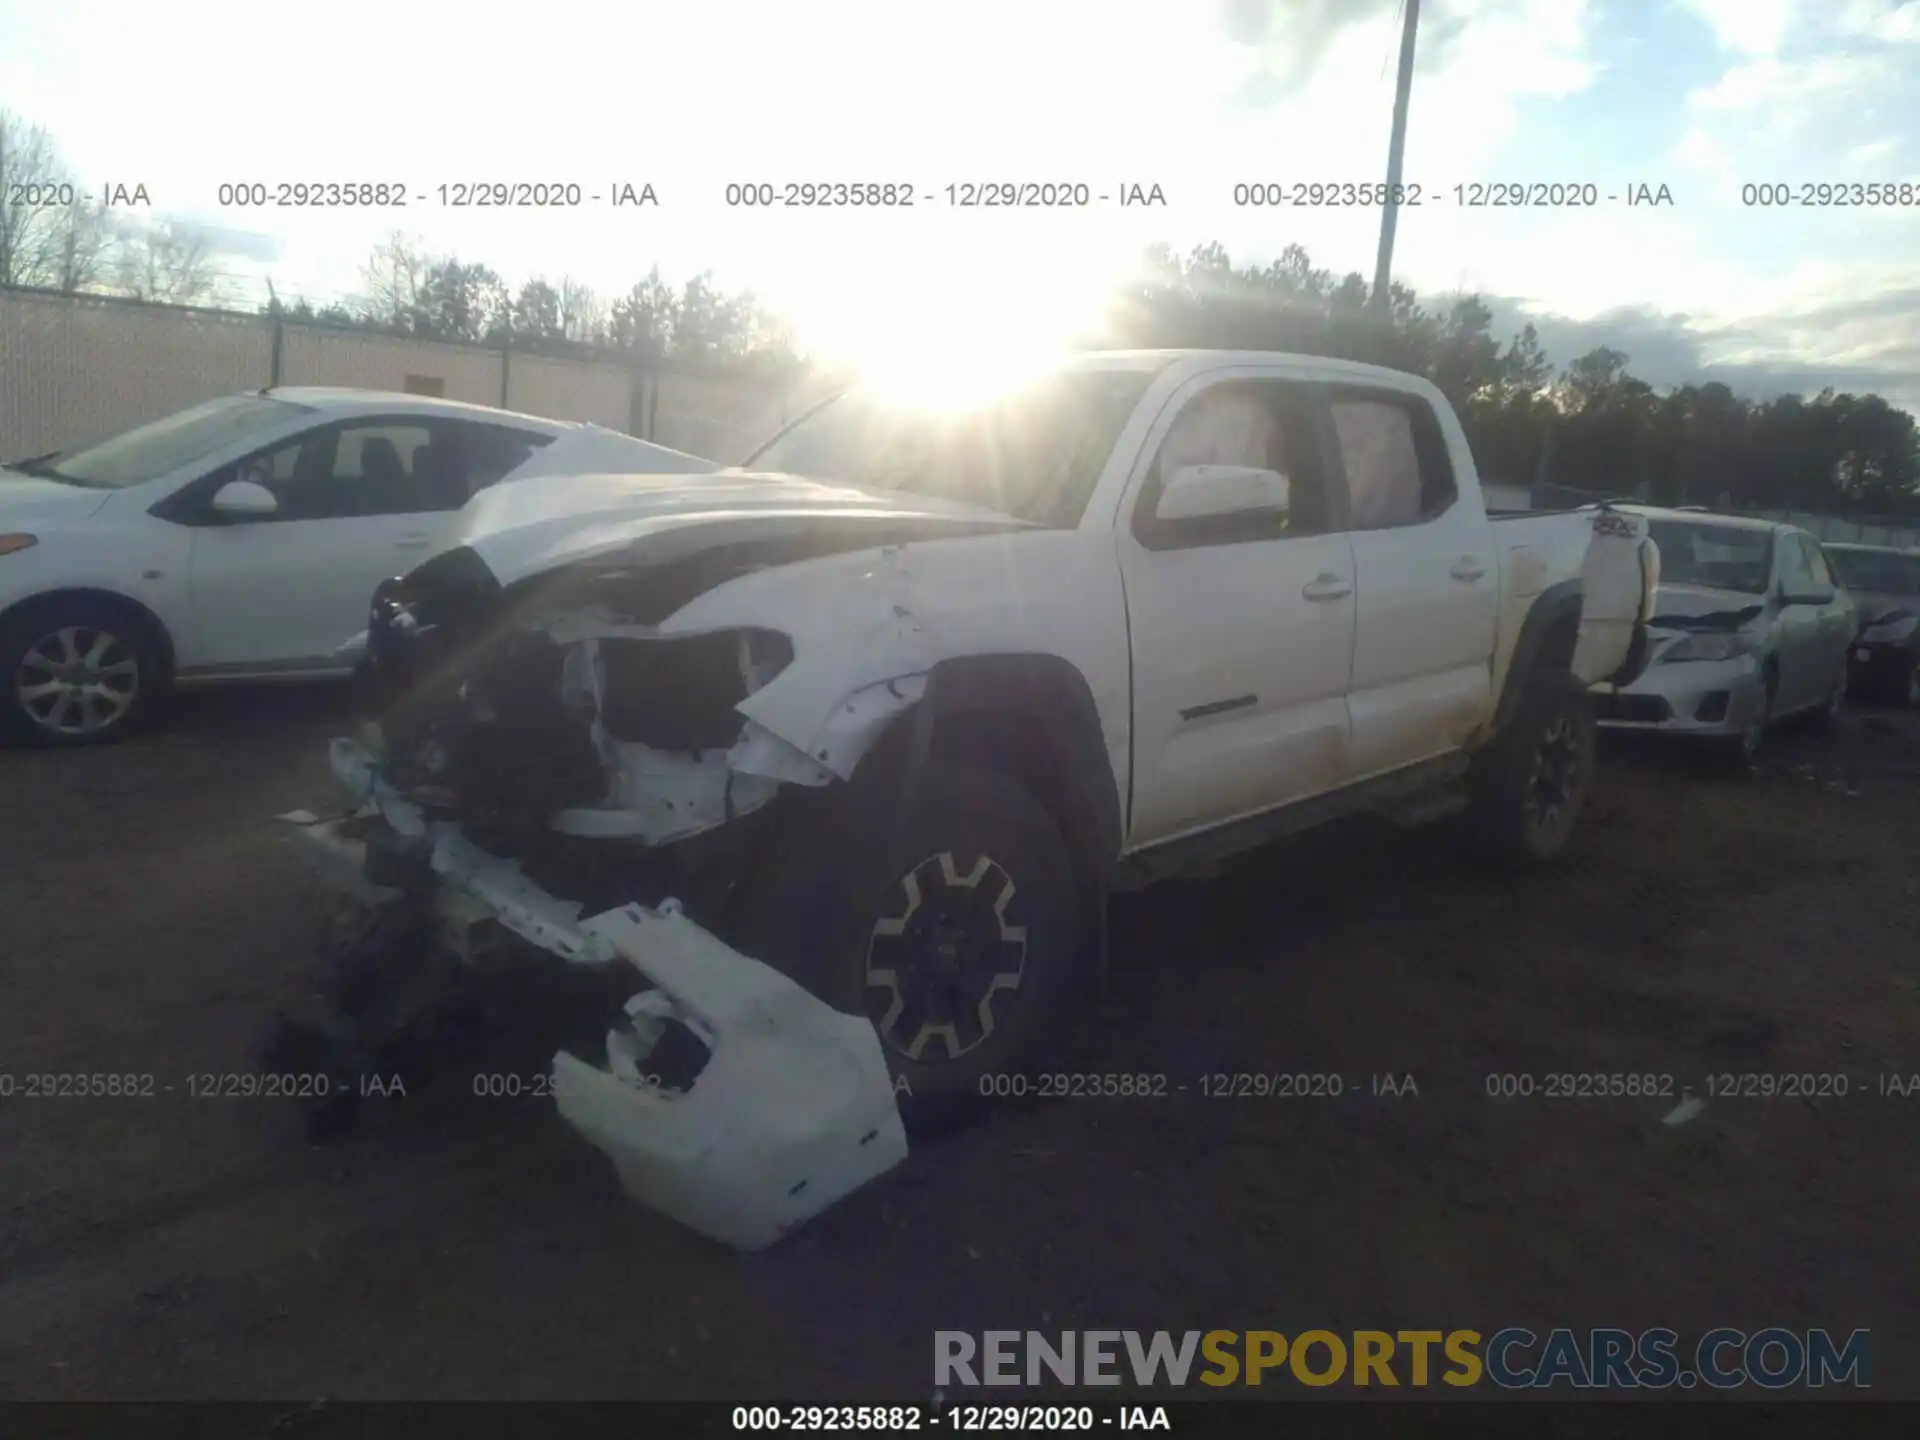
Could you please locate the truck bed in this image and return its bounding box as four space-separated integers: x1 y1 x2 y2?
1492 506 1656 691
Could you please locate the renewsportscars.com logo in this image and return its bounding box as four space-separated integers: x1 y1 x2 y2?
934 1328 1873 1390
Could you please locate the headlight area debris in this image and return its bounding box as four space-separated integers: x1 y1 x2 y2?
267 636 923 1248
266 549 938 1248
267 825 911 1251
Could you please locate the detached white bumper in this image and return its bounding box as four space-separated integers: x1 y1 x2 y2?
279 738 909 1251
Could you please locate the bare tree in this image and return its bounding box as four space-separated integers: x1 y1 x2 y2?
558 276 605 343
0 110 68 286
113 219 224 305
49 196 116 293
360 231 432 331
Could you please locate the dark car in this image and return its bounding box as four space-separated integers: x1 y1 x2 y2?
1828 542 1920 707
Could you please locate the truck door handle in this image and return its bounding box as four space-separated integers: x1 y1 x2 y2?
1450 558 1487 582
1302 574 1352 602
394 536 431 551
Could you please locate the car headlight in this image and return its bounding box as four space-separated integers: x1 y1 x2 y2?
1861 613 1920 644
0 533 36 557
1661 630 1755 663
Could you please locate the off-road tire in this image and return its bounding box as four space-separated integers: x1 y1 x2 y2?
1468 671 1597 866
732 759 1081 1130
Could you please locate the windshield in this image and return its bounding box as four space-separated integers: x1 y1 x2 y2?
31 395 312 489
746 369 1155 526
1647 519 1774 595
1827 548 1920 597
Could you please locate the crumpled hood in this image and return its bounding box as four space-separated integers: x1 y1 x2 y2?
493 425 718 485
0 470 115 527
1649 583 1767 630
453 467 1027 587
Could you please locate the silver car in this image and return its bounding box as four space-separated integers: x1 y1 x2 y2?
1591 508 1856 764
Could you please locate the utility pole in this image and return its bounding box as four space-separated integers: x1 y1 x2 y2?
1371 0 1422 319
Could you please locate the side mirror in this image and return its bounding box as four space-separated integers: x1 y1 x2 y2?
1157 464 1290 523
1782 585 1835 607
211 478 279 519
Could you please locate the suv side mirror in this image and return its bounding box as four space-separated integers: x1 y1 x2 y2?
1157 464 1290 523
211 478 280 519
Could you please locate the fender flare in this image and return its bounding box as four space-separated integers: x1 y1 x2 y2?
1492 579 1583 732
919 652 1123 870
870 651 1123 976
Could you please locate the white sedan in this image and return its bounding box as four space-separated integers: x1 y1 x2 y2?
0 387 714 744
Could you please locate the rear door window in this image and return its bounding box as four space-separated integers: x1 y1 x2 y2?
456 424 552 495
283 421 438 518
1325 389 1458 529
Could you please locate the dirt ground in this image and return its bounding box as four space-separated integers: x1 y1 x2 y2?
2 685 1917 1401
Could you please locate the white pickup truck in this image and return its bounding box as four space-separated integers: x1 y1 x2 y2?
278 349 1655 1247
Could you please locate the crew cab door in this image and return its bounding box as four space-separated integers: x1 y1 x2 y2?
1117 373 1357 848
1327 385 1501 778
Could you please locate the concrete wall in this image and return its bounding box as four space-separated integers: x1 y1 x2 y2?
278 324 508 413
644 366 843 465
0 286 824 465
0 287 273 457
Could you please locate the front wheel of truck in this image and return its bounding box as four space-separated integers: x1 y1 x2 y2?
733 760 1081 1131
1468 672 1597 866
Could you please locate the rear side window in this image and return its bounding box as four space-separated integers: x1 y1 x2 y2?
1326 389 1457 530
458 424 551 495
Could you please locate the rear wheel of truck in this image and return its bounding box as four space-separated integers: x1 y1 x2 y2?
1469 672 1597 865
734 760 1081 1130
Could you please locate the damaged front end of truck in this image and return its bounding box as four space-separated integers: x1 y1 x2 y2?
271 516 1012 1250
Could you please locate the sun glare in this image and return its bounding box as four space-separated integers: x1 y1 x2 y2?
770 227 1134 411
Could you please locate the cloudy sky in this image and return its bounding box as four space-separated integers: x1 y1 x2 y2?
1 0 1915 404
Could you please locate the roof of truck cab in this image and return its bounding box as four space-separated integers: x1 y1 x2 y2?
1069 349 1443 388
1824 541 1920 556
260 386 578 430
